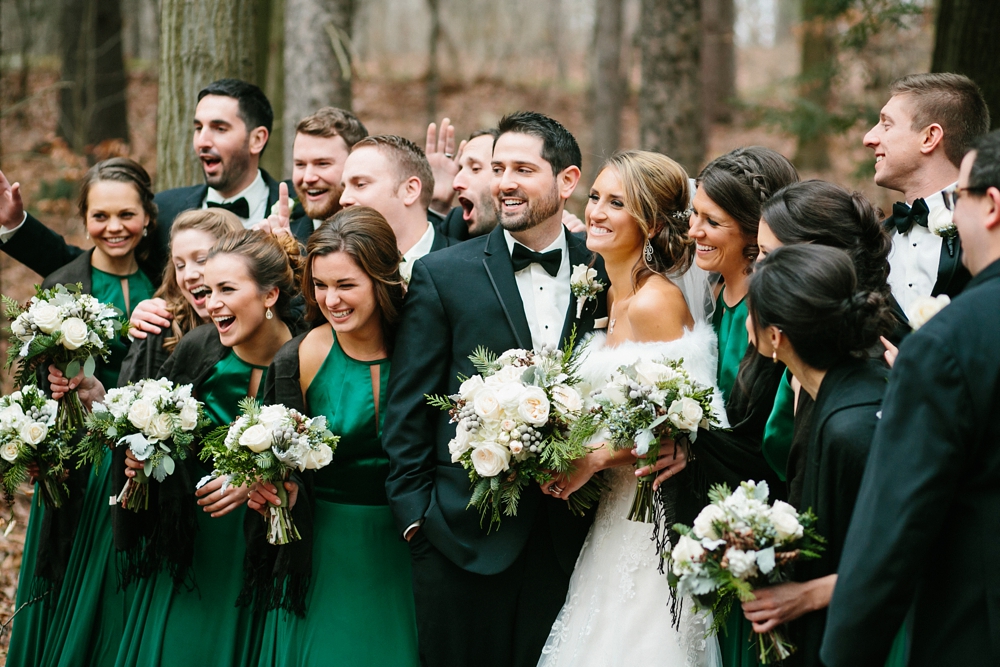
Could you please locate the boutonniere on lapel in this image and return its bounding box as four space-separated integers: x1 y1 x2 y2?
928 215 958 257
907 294 950 330
570 264 605 318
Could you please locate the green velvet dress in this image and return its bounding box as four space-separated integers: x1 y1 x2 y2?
257 336 419 667
115 350 265 667
90 267 156 390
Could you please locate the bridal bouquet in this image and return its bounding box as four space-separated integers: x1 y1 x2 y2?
585 357 719 522
200 398 339 545
3 284 129 429
427 336 601 530
0 385 73 508
668 480 825 664
77 378 211 511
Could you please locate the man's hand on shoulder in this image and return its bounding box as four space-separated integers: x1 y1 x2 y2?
129 298 172 339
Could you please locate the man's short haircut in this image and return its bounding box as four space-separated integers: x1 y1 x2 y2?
496 111 582 175
198 78 274 154
296 107 369 148
468 127 500 142
889 73 990 168
968 130 1000 192
352 135 435 209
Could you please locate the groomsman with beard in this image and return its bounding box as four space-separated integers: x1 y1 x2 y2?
822 130 1000 667
863 73 989 323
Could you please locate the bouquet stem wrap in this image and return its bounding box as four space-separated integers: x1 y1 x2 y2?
56 389 88 433
116 469 150 512
37 474 68 509
267 474 302 545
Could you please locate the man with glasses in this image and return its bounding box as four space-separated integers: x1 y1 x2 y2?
863 73 989 322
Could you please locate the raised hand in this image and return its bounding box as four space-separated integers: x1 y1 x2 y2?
0 169 26 230
129 297 172 339
254 182 292 237
425 118 461 215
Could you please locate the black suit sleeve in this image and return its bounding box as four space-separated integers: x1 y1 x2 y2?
1 213 84 276
820 331 972 667
382 258 453 535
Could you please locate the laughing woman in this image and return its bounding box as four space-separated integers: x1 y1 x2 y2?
8 158 158 667
115 229 301 667
249 207 419 666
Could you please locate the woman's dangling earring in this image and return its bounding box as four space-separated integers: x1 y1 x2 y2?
265 307 273 320
771 350 778 363
142 226 148 237
643 238 655 264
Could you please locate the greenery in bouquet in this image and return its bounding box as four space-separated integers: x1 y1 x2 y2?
582 356 719 523
427 332 603 531
3 283 130 429
200 398 339 544
77 378 211 511
667 480 825 664
0 385 73 508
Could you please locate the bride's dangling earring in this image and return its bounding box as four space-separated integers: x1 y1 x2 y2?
643 238 654 265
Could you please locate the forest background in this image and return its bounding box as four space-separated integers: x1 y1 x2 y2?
0 0 996 654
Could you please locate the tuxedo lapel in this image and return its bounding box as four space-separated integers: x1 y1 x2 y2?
558 229 606 345
931 235 969 297
482 227 532 349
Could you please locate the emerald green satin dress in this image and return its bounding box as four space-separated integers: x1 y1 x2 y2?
115 350 265 667
257 336 419 667
761 371 795 482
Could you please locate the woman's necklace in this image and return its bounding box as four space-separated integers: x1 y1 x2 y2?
608 302 617 335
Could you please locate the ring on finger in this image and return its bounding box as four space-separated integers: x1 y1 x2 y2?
551 485 563 494
444 153 454 158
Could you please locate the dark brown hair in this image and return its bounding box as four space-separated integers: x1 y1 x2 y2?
77 157 158 263
208 229 304 323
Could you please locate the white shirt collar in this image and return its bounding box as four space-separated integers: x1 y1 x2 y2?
503 228 568 263
399 223 436 283
204 169 268 224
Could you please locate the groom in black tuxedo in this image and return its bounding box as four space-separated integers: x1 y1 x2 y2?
382 112 607 667
821 131 1000 667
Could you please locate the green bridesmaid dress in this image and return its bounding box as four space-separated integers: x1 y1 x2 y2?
257 335 419 667
761 371 796 482
115 349 265 667
5 499 53 666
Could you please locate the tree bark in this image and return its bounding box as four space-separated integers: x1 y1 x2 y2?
794 0 837 170
426 0 441 123
639 0 704 175
58 0 130 153
258 0 285 179
932 0 1000 131
157 0 257 190
701 0 736 124
590 0 625 182
282 0 355 174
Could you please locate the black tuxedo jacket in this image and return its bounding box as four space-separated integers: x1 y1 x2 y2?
429 206 470 242
382 225 607 576
821 259 1000 667
2 170 294 282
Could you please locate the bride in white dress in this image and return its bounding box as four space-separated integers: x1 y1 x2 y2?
538 153 726 667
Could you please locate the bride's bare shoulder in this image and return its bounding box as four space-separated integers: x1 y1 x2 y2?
627 275 693 342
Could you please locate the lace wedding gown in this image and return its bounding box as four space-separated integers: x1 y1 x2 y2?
538 322 728 667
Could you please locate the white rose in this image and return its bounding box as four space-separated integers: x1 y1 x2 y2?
458 375 486 401
59 317 89 350
517 386 550 426
571 263 597 285
32 302 63 334
670 534 705 574
551 384 583 414
693 503 727 540
0 441 21 462
667 397 703 433
239 423 273 453
473 388 502 422
508 440 524 456
486 365 524 386
146 413 176 441
449 426 473 462
497 349 530 366
304 444 334 470
19 421 48 447
139 378 172 399
257 404 288 430
634 360 673 387
495 382 525 412
127 398 156 430
725 548 759 580
907 294 950 331
179 405 199 431
770 502 804 543
499 418 518 433
469 442 511 478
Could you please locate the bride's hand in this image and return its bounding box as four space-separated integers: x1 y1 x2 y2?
541 444 629 500
633 437 688 491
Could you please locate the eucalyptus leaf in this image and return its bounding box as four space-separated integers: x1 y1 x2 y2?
161 455 175 476
65 359 81 379
83 355 96 378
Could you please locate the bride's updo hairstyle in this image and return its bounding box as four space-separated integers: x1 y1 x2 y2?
604 150 693 287
748 245 895 370
207 229 304 324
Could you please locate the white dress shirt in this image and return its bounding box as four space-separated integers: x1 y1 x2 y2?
399 223 436 283
504 229 570 351
887 185 953 314
204 169 269 226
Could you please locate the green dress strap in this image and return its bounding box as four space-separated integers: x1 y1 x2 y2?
90 267 155 389
761 370 796 481
712 288 750 402
198 349 269 427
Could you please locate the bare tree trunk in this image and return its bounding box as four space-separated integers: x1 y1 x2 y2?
12 0 38 103
546 0 567 83
639 0 704 174
157 0 257 190
794 0 836 170
258 0 285 179
933 0 1000 131
58 0 130 153
775 0 799 44
426 0 441 122
590 0 625 183
701 0 736 124
282 0 354 174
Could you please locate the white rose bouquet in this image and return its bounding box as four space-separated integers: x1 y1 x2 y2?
667 481 825 664
584 356 720 523
77 378 211 511
3 283 130 429
427 334 601 531
0 385 73 508
200 398 339 545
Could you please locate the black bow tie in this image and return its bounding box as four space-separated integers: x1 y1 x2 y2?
890 198 929 235
207 197 250 219
511 243 562 277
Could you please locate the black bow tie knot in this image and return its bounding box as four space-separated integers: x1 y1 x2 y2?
207 197 250 219
890 198 929 235
511 243 562 277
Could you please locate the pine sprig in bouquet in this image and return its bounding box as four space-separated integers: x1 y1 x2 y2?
77 378 211 511
583 357 720 522
3 283 130 429
667 481 825 664
200 398 339 545
0 385 73 508
427 333 602 531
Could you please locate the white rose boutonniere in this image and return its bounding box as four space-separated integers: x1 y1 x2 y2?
907 294 950 330
570 263 605 318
